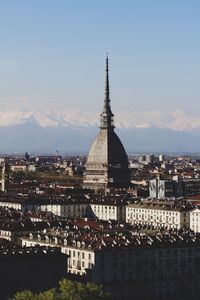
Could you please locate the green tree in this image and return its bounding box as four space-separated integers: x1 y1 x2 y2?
37 289 57 300
10 279 110 300
84 282 108 300
58 279 79 300
58 279 110 300
11 290 36 300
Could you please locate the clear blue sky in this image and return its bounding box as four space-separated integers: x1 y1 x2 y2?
0 0 200 113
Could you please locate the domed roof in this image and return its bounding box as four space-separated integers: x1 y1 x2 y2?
86 129 129 168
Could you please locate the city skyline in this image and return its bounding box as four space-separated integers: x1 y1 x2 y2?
0 0 200 115
2 3 200 300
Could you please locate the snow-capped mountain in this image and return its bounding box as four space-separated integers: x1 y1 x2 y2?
1 108 200 132
0 107 200 153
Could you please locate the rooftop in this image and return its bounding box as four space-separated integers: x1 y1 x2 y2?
0 238 62 256
127 200 195 212
21 218 200 251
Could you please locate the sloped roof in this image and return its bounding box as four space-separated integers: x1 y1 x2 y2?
86 128 129 168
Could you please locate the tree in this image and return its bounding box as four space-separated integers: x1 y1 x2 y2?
37 289 57 300
10 279 110 300
11 290 36 300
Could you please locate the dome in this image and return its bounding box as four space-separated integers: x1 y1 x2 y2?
83 128 130 189
87 129 129 167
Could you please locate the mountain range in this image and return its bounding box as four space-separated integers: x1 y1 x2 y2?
0 108 200 153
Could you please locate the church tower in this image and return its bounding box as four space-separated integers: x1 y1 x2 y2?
83 57 130 190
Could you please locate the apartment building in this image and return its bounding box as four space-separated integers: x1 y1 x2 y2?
190 208 200 232
40 197 89 218
89 194 132 221
150 177 200 199
0 194 89 218
126 201 193 229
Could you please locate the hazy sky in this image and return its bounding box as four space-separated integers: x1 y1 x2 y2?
0 0 200 114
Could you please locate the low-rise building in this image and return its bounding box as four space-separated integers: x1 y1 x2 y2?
89 194 133 221
150 177 200 199
40 196 89 218
0 195 40 211
0 194 89 218
0 193 134 221
126 200 193 229
190 207 200 232
149 178 182 199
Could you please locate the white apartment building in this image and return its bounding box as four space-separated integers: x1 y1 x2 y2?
190 208 200 232
88 195 132 221
90 203 126 221
126 202 192 229
0 200 22 210
0 196 89 218
40 202 88 218
0 198 40 211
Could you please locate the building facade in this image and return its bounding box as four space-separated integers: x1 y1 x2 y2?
126 201 191 229
150 177 200 199
190 207 200 232
149 178 182 199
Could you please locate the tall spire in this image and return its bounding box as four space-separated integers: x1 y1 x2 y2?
100 55 114 129
105 55 110 104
